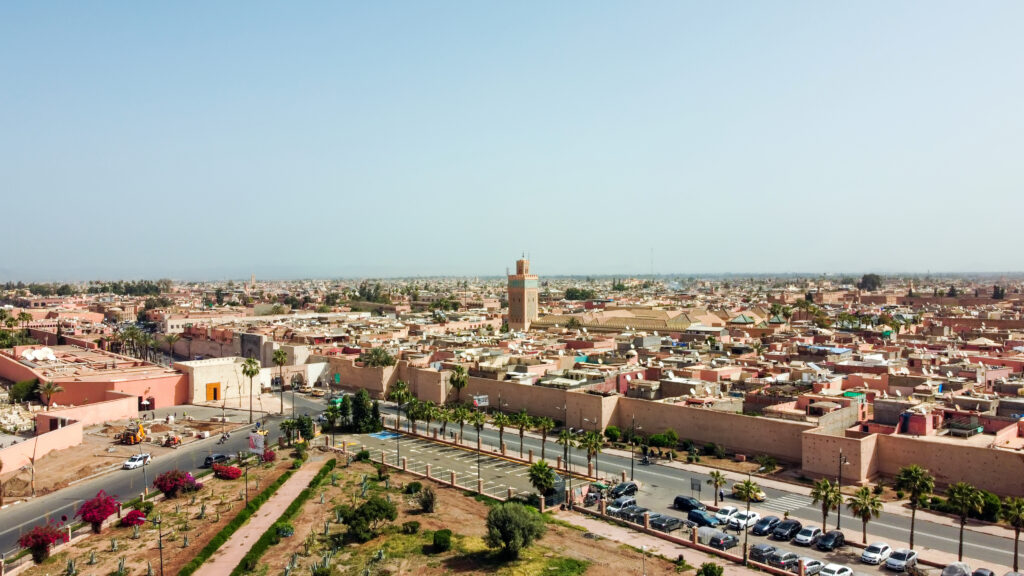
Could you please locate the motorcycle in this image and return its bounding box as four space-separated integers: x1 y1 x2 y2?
640 456 652 465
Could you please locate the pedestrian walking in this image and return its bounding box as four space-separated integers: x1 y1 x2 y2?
719 488 725 502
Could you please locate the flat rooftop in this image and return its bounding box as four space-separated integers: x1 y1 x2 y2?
3 345 179 382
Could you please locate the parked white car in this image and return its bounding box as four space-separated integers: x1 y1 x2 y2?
820 564 853 576
886 549 919 572
714 506 739 523
729 511 761 531
798 558 825 576
794 526 823 546
862 542 893 564
123 453 152 469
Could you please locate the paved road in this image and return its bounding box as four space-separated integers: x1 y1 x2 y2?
0 394 339 557
377 403 1016 571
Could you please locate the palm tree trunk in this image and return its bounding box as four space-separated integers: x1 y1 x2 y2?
862 519 867 544
1013 528 1019 572
713 489 719 506
822 506 828 529
541 432 547 460
279 366 284 415
909 505 917 549
519 433 524 457
958 520 965 561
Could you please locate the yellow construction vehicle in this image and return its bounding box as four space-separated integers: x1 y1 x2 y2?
118 421 146 445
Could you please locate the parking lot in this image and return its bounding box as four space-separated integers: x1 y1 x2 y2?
354 432 538 500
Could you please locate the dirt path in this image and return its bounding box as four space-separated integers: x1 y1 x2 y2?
193 461 320 576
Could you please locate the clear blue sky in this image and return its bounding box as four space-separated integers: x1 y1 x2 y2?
3 2 1022 281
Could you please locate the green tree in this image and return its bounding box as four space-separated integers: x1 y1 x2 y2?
448 365 468 403
36 381 64 407
241 357 261 424
470 410 486 447
162 333 180 363
695 563 724 576
1000 497 1024 572
484 502 546 559
272 348 288 416
895 464 934 550
857 274 883 292
324 405 341 431
578 431 603 477
810 478 842 530
512 410 533 458
359 347 396 367
451 405 470 443
947 482 983 561
707 470 727 506
492 412 511 452
535 417 555 460
386 380 411 431
528 460 556 498
295 415 315 441
279 419 297 446
351 389 376 433
557 429 574 469
846 486 883 544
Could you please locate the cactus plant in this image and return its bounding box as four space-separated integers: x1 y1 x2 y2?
198 503 206 519
110 537 118 551
132 525 141 539
88 551 97 565
64 558 78 576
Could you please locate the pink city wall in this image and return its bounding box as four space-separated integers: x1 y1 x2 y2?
36 393 139 430
50 373 188 409
876 434 1024 496
0 421 83 473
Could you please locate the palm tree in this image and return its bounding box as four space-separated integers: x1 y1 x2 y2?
272 348 288 415
846 486 883 544
557 429 574 469
707 471 727 506
947 482 983 561
579 431 603 477
1001 496 1024 572
241 356 260 424
492 412 511 452
528 460 556 498
387 381 411 431
451 405 470 443
469 410 486 447
535 417 555 460
734 476 762 558
17 312 32 335
895 464 934 549
421 400 437 434
810 478 842 529
405 399 422 435
449 364 468 403
279 419 297 446
512 410 533 457
36 381 65 407
436 405 452 437
162 333 180 363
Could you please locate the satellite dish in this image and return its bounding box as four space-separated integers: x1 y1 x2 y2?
704 386 711 394
626 375 632 381
896 390 902 397
946 371 953 378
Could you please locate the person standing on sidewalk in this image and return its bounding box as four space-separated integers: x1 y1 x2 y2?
719 488 725 503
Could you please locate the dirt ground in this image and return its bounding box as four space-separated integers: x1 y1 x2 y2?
260 462 684 576
14 456 292 576
2 417 248 498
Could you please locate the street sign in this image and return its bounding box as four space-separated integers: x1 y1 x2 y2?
690 477 701 496
248 432 265 455
334 373 341 384
472 395 489 408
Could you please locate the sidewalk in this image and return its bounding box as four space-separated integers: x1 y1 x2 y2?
193 459 321 576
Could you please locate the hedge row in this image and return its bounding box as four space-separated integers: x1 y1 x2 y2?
176 467 296 576
229 459 337 576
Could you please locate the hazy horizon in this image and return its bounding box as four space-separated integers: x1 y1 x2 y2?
4 2 1023 280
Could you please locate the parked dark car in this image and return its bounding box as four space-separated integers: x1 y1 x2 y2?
674 495 706 512
817 530 846 551
610 481 638 499
622 506 651 524
688 509 723 527
768 551 801 570
972 570 996 576
203 453 231 467
752 515 781 536
750 543 778 563
709 533 739 551
772 519 803 541
650 515 685 533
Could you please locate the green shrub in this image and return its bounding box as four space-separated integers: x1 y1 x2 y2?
377 464 390 481
291 459 303 469
873 483 884 495
648 434 668 448
484 502 546 559
274 522 295 537
417 485 437 513
696 562 724 576
895 489 905 500
355 450 371 462
135 501 155 516
404 481 422 494
433 529 452 552
663 428 679 446
401 521 420 534
10 379 38 403
754 454 778 473
977 490 1001 522
603 426 621 443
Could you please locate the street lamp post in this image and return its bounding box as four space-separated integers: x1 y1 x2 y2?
629 414 642 481
582 418 597 478
743 471 752 564
836 448 849 530
151 517 164 576
641 545 648 576
140 440 149 495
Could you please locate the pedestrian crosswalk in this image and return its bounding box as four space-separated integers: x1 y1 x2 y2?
760 494 812 514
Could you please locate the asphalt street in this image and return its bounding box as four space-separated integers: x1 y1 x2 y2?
0 396 326 558
378 403 1016 571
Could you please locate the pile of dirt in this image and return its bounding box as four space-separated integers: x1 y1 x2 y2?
149 424 171 433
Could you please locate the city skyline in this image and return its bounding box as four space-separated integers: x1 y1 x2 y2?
4 2 1024 279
